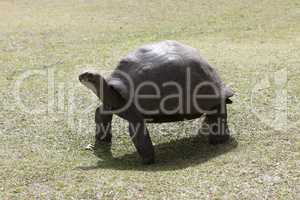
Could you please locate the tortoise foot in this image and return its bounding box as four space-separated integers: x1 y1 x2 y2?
84 143 95 151
142 156 155 165
209 134 230 145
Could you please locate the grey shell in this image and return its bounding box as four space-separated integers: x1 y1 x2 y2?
107 40 234 114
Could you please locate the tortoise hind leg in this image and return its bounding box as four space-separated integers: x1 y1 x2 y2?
204 103 230 145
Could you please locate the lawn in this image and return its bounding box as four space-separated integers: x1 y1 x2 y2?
0 0 299 199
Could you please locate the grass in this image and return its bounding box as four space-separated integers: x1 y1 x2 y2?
1 0 299 199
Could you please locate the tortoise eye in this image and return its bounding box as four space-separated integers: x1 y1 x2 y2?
87 76 93 82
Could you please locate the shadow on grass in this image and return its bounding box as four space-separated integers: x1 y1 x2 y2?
76 135 238 171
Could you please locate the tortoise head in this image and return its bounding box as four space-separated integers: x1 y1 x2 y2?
79 70 104 98
79 70 126 109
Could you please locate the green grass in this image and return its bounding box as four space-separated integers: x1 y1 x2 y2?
1 0 299 199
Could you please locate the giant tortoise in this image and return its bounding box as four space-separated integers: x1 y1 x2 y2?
79 40 234 164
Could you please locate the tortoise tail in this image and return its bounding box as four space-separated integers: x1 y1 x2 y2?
226 98 233 104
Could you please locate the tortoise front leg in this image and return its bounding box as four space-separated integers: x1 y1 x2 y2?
85 105 113 151
128 121 155 164
95 105 113 145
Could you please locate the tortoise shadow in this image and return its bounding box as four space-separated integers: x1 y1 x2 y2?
77 135 238 171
